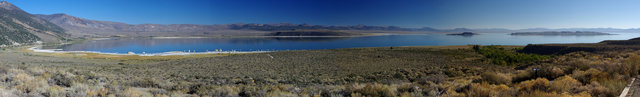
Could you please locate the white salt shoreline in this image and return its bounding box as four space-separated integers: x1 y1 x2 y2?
27 46 270 56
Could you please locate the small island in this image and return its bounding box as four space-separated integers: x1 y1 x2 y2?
447 32 478 36
510 31 614 36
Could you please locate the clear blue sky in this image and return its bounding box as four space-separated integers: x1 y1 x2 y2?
5 0 640 29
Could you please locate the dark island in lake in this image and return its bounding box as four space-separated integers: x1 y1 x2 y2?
447 32 478 36
510 31 614 36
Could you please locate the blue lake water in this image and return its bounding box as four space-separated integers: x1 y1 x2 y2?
55 33 640 54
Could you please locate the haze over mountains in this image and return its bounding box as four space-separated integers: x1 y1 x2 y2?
1 1 640 45
34 13 478 37
37 12 640 37
34 13 640 36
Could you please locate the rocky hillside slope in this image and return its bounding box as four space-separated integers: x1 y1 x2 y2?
0 1 67 46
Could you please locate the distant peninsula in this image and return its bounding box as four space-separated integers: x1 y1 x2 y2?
510 31 614 36
447 32 478 36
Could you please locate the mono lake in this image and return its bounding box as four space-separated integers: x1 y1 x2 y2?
50 33 640 54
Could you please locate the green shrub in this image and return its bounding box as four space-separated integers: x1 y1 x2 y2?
473 45 552 66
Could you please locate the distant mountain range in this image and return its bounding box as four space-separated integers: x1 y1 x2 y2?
1 1 639 45
0 1 67 46
34 13 479 37
37 12 639 37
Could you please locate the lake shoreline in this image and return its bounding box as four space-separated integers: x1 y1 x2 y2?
26 45 525 56
27 46 270 56
87 33 393 40
31 32 638 56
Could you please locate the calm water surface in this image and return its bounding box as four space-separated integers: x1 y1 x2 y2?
56 33 640 54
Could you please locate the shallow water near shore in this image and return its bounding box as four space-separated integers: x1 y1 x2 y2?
48 33 640 54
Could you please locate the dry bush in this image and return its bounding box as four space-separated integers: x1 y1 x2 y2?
121 87 153 97
147 88 169 96
170 81 194 94
466 82 513 97
265 90 298 97
560 92 592 97
132 77 162 88
87 85 109 97
597 78 625 97
67 83 90 97
350 83 397 97
155 94 170 97
46 86 65 97
516 78 550 92
0 88 17 97
445 69 464 77
623 54 640 77
398 91 423 97
416 74 446 84
481 72 512 84
13 72 49 94
195 85 239 97
550 76 581 93
574 82 609 97
318 85 347 97
396 84 416 94
512 70 532 83
570 74 624 97
571 68 607 84
518 90 591 97
49 70 75 87
530 65 565 80
518 90 556 97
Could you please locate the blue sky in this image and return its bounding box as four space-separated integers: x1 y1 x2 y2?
5 0 640 29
